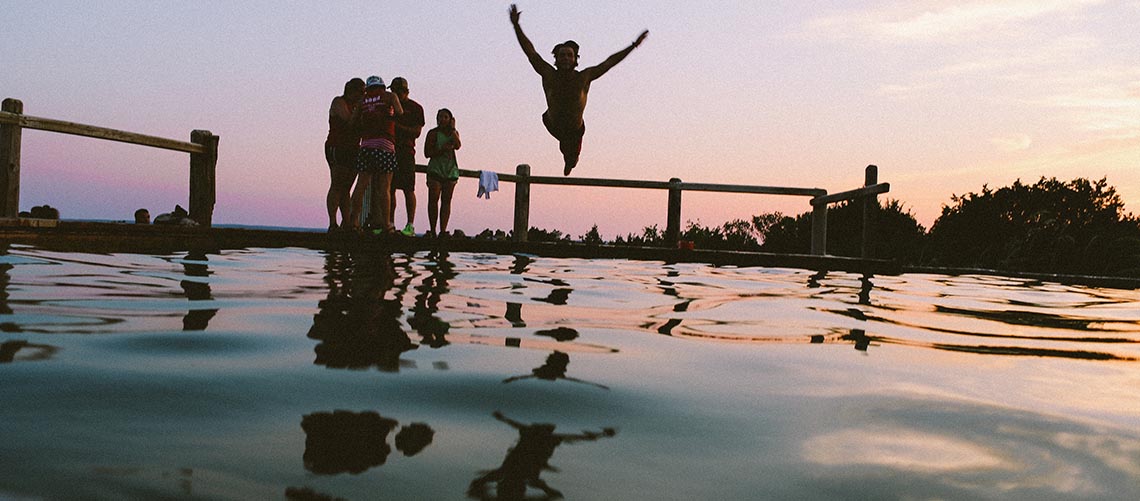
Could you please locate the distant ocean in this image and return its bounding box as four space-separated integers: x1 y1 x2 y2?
64 219 324 233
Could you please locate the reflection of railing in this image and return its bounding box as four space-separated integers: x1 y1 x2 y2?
0 98 219 226
435 163 889 255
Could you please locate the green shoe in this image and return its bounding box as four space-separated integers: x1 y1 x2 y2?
401 223 415 236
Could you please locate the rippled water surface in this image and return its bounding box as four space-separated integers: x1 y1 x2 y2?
2 246 1139 500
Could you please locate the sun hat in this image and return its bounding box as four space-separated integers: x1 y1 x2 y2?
365 75 385 88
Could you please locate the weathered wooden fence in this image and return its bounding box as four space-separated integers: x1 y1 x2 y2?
444 163 889 256
0 98 219 226
2 96 887 252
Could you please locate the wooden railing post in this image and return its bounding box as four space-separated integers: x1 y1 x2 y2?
666 178 682 245
513 164 531 242
861 164 878 258
811 197 828 255
0 99 23 218
189 130 218 227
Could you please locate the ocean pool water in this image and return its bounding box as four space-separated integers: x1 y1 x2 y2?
1 246 1138 500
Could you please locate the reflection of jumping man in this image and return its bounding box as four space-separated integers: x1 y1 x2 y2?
503 351 609 390
468 411 616 500
509 4 648 176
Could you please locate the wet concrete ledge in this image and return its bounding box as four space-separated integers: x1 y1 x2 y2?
4 222 1138 289
0 221 901 275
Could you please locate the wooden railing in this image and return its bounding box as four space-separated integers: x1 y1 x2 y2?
440 163 889 256
0 98 218 226
2 96 886 252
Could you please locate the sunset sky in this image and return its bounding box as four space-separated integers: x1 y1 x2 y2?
3 1 1138 238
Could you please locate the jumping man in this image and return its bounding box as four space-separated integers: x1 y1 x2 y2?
509 4 648 176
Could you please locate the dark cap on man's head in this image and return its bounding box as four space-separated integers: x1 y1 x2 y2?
390 77 409 91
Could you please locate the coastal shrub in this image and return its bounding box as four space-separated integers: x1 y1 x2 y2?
679 219 763 251
527 227 571 243
755 198 926 262
928 177 1140 276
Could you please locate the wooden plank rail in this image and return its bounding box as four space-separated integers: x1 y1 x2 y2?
426 163 888 256
0 111 205 154
3 95 886 255
0 98 218 226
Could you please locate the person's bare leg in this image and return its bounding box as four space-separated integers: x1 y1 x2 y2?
326 184 339 230
561 140 580 176
347 172 373 230
427 179 441 235
388 186 398 229
374 172 395 232
404 188 416 228
391 187 415 231
328 165 356 229
439 180 457 233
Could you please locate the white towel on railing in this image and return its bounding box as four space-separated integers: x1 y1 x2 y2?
478 170 499 199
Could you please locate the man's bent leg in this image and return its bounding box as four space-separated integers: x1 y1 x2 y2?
560 139 580 176
543 112 585 176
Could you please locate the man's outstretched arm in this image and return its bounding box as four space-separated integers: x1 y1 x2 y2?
582 30 648 81
509 4 552 77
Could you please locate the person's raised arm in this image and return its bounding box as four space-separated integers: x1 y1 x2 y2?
388 91 404 116
396 108 424 139
582 30 648 81
449 127 461 150
509 4 553 77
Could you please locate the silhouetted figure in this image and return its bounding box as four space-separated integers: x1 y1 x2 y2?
508 4 648 176
347 75 404 234
153 204 197 226
134 208 150 224
325 77 365 232
301 410 398 475
468 411 616 500
386 77 425 236
25 204 60 219
504 351 609 390
424 108 461 237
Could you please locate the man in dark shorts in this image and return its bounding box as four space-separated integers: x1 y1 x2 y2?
384 77 425 236
509 4 648 176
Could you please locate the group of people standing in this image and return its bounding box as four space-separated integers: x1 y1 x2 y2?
325 5 649 237
325 76 461 237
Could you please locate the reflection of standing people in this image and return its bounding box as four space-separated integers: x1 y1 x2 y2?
424 109 461 237
508 4 648 176
348 76 403 234
307 253 417 371
409 251 456 347
325 78 365 232
301 410 398 475
385 77 425 236
468 411 616 500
